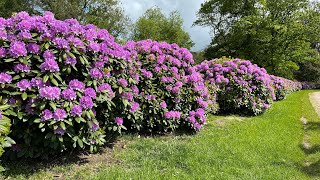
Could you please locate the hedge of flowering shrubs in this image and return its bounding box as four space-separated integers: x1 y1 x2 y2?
196 59 276 115
0 12 219 160
0 11 317 164
270 76 303 100
196 58 317 115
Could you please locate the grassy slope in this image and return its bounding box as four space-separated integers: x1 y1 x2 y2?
2 90 320 180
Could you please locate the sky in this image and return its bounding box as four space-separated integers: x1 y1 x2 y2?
119 0 212 51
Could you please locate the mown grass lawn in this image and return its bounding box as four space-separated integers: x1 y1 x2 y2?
2 90 320 180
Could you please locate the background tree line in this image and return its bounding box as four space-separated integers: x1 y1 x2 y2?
0 0 193 49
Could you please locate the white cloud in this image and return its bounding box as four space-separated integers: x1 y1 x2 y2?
120 0 211 51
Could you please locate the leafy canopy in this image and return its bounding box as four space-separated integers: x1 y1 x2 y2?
0 0 130 39
195 0 320 79
131 7 194 50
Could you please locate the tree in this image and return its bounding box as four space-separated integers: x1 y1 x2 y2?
191 51 206 64
0 0 130 39
33 0 130 39
194 0 320 79
296 61 320 83
0 0 35 18
131 7 194 49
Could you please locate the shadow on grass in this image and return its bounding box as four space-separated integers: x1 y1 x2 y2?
299 121 320 177
1 130 194 179
300 160 320 177
300 144 320 155
1 140 120 179
2 151 88 178
304 122 320 131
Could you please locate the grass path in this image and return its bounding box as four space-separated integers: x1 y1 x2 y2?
2 90 320 179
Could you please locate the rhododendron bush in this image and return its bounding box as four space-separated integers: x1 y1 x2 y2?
196 59 317 115
196 59 276 115
124 40 218 132
0 11 138 158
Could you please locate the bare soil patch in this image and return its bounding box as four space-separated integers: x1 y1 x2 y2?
214 116 245 128
309 92 320 116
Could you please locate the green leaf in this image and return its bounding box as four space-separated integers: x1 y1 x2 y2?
43 75 49 83
44 42 50 49
122 99 129 107
77 139 84 148
0 105 11 110
11 92 21 95
53 73 62 82
6 109 17 116
87 81 92 86
31 33 38 37
50 77 59 86
58 136 63 142
60 122 66 130
72 47 81 55
39 102 46 111
93 80 97 87
49 102 56 110
4 58 15 62
67 51 76 59
22 92 28 100
39 123 45 128
33 55 41 61
72 136 78 141
89 110 95 118
86 111 91 119
119 86 123 94
72 65 78 71
12 75 20 80
0 166 6 172
79 56 84 64
75 117 81 123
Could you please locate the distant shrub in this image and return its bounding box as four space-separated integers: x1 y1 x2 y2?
270 76 303 100
197 59 275 115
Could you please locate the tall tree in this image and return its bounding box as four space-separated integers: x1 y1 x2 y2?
195 0 320 79
131 7 194 49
